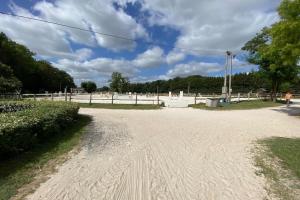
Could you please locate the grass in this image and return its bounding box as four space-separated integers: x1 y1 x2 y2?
79 103 161 110
254 137 300 200
189 100 283 110
0 114 91 200
263 137 300 179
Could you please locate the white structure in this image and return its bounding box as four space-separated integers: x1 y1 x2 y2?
179 91 183 98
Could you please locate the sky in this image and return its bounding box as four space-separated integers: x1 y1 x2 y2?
0 0 281 86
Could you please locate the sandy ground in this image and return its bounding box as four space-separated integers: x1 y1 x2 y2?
27 105 300 200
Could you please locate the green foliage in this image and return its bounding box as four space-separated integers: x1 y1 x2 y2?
128 72 270 94
0 33 75 93
81 81 97 93
109 72 129 93
0 115 91 200
242 0 300 100
0 101 79 159
0 101 33 113
0 63 22 93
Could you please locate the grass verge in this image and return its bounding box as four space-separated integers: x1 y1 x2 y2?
0 114 91 200
79 103 161 110
254 137 300 200
189 100 283 110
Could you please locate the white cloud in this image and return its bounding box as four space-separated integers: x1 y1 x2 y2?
0 3 71 58
166 50 186 64
133 46 165 68
33 0 148 51
74 48 93 61
0 0 148 58
166 62 223 78
141 0 281 55
54 57 137 77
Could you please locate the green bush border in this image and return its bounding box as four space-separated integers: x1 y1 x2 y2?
0 101 79 159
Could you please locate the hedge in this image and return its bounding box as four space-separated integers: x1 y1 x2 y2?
0 101 79 158
0 101 34 113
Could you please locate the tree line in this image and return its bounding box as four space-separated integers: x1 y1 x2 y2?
94 71 298 94
0 33 75 93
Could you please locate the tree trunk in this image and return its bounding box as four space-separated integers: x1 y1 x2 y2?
271 80 278 102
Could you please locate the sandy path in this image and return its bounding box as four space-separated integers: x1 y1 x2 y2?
27 106 300 200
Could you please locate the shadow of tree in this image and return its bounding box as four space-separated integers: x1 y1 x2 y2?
271 105 300 116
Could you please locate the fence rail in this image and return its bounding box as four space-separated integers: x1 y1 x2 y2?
1 92 300 106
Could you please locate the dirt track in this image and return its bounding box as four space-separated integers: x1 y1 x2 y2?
28 106 300 200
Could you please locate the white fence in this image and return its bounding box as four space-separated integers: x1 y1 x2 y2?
3 92 300 107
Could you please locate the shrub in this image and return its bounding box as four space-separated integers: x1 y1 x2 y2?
0 101 34 113
0 101 79 158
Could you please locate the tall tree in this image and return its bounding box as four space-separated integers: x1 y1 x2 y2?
242 0 300 100
0 32 76 93
81 81 97 93
109 72 129 93
0 63 22 93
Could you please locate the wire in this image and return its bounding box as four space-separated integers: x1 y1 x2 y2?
0 11 238 55
0 11 135 42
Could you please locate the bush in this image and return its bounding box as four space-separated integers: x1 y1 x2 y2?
0 101 34 113
0 101 79 158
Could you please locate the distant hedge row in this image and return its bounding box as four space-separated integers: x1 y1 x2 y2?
0 101 79 158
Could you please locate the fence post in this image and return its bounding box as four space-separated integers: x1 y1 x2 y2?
238 93 240 102
89 93 92 105
194 93 197 104
135 93 137 105
248 92 250 101
111 93 114 104
34 94 36 101
51 93 54 101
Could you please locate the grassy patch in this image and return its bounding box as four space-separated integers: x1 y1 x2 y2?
190 100 283 110
254 137 300 200
263 137 300 179
0 114 91 200
79 103 161 110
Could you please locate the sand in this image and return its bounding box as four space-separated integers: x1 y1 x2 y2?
27 105 300 200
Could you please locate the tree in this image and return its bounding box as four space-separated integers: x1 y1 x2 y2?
81 81 97 93
242 0 300 100
0 63 22 93
0 32 76 93
109 72 129 93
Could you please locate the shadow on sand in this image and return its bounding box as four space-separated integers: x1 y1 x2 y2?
271 103 300 116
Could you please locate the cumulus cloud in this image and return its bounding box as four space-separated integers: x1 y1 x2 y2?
166 62 223 78
166 50 186 64
54 57 137 77
141 0 281 55
0 0 148 58
133 46 165 68
0 3 71 58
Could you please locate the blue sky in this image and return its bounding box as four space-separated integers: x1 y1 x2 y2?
0 0 281 86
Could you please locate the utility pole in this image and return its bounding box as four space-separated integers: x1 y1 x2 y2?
227 51 235 102
228 52 232 102
222 54 228 99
